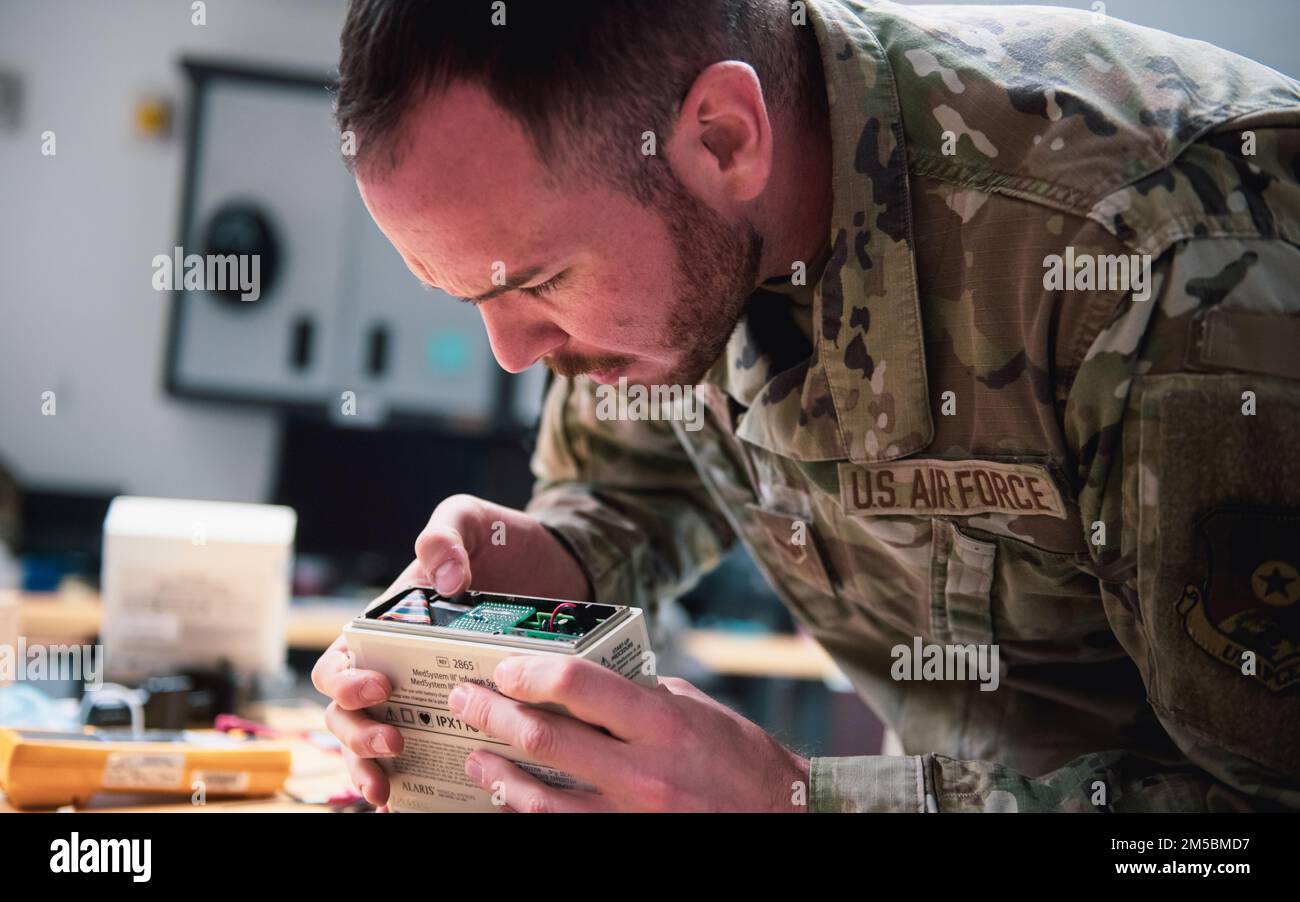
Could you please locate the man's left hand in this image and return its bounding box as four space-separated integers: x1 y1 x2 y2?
448 656 811 812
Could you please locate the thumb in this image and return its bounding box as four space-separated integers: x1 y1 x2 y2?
413 495 491 595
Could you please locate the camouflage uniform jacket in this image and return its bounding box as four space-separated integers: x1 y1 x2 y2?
527 0 1300 811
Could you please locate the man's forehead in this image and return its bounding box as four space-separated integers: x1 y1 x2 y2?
359 86 549 218
355 83 575 293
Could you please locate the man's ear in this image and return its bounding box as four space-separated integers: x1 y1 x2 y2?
665 61 773 207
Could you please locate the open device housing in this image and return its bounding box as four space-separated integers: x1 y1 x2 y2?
342 588 654 812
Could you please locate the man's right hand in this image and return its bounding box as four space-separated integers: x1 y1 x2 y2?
310 494 591 806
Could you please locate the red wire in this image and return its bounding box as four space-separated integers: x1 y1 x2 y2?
549 603 578 632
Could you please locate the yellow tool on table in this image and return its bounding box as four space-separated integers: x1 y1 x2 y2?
0 726 292 809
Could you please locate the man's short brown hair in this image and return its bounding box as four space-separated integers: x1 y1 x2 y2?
335 0 822 203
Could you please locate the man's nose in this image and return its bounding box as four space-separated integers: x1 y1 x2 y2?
479 304 566 374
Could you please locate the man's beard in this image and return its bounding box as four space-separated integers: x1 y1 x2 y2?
546 170 763 386
660 174 764 385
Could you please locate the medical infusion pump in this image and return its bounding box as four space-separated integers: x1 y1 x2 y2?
343 588 655 811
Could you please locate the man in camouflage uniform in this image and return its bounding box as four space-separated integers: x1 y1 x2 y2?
317 0 1300 811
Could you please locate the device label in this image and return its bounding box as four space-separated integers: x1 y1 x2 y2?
191 769 251 793
599 636 646 681
102 752 186 790
516 761 597 793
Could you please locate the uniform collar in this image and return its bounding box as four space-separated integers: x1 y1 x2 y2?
704 0 932 463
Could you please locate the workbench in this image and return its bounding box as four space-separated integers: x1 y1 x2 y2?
2 592 843 812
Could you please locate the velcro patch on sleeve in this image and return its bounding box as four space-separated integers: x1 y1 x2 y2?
837 460 1067 519
1190 308 1300 381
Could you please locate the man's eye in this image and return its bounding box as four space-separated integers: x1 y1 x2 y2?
518 271 566 299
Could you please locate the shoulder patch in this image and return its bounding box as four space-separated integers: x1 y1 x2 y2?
1178 508 1300 692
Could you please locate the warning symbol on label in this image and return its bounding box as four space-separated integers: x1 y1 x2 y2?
385 708 398 723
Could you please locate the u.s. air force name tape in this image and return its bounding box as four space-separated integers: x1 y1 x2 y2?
837 459 1067 519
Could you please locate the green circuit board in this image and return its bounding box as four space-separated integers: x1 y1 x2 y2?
447 602 536 634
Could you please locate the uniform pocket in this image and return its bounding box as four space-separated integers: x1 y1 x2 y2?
742 502 853 627
929 518 996 647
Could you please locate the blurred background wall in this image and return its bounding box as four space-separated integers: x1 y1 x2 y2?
1 0 348 504
0 0 547 590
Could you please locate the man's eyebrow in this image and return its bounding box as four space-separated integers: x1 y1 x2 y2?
459 264 549 305
412 264 551 305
